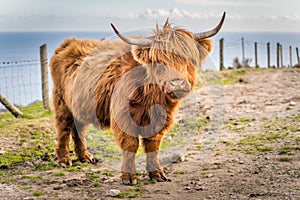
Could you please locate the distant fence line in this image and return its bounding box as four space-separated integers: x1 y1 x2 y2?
0 39 300 116
218 37 300 70
0 44 49 116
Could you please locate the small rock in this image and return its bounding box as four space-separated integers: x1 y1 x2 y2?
184 186 191 190
195 185 203 191
239 161 244 164
0 150 6 154
86 135 93 141
109 189 120 197
206 174 213 178
171 154 185 163
166 136 173 141
290 101 296 106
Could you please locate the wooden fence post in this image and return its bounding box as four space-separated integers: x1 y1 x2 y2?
279 44 283 68
277 43 280 68
267 42 270 68
254 42 258 68
289 46 292 68
0 92 23 118
296 47 300 64
219 38 224 70
40 44 50 110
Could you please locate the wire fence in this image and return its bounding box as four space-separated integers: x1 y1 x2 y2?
215 38 300 69
0 59 43 111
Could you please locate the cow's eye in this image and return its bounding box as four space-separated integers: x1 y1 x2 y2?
191 59 197 65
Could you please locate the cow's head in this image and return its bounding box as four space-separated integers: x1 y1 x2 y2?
111 12 225 99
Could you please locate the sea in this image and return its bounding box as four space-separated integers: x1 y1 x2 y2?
0 31 300 108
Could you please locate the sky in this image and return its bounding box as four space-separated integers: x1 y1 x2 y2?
0 0 300 32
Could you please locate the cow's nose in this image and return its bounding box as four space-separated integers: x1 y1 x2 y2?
169 78 187 90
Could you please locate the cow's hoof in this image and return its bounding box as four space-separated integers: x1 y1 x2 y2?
121 172 137 186
78 151 97 163
149 169 172 182
58 160 72 168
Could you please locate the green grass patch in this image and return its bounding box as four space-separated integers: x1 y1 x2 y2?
53 172 65 177
174 170 185 174
0 102 56 168
92 182 101 187
32 191 43 197
21 175 43 180
64 167 81 172
235 130 290 154
279 145 300 154
278 157 292 162
53 185 63 190
117 192 126 198
21 186 32 190
0 151 25 167
102 169 114 176
195 145 202 150
238 135 262 147
257 146 273 152
150 178 157 184
279 146 292 155
202 69 246 86
89 174 100 179
35 161 57 171
116 186 143 199
262 132 289 141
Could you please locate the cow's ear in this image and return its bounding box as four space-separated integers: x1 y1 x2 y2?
195 38 213 61
131 46 150 65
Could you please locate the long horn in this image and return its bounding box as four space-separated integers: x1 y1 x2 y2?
111 23 153 47
194 12 226 40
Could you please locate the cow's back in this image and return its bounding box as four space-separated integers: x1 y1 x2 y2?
50 38 103 114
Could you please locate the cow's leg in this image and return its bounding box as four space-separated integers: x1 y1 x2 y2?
53 95 73 167
71 120 96 163
142 134 171 182
115 132 139 185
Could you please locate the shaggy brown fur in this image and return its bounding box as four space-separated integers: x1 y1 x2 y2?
50 22 213 185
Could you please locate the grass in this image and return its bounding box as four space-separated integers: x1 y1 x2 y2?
257 146 273 152
0 102 56 169
64 167 81 172
234 130 290 154
225 117 255 133
278 157 293 162
53 172 65 177
201 68 247 86
174 170 185 174
92 182 101 187
116 185 143 199
202 167 209 171
32 191 43 197
102 169 114 176
21 175 43 180
279 145 300 155
195 145 202 150
230 114 300 155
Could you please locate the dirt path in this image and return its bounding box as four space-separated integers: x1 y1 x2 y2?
1 69 300 200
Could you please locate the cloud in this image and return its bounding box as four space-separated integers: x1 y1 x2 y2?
261 14 300 22
172 0 268 7
138 8 220 20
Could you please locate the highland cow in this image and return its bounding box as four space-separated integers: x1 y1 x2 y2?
50 12 225 185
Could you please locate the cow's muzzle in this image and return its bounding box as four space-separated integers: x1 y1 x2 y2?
165 78 191 99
